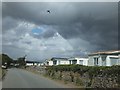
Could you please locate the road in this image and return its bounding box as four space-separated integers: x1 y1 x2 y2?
2 68 69 88
0 81 2 89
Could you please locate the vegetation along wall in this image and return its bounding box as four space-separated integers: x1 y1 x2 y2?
44 65 120 88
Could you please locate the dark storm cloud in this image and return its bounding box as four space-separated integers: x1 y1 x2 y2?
3 2 117 24
2 2 79 25
55 16 118 51
2 2 118 59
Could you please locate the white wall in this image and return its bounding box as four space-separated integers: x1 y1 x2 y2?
52 58 69 65
41 63 44 66
99 56 103 66
106 56 111 66
83 59 89 66
88 56 94 66
48 61 53 66
56 60 59 65
68 57 88 66
26 63 33 66
88 55 119 66
34 63 37 66
88 55 102 66
119 54 120 65
59 60 70 65
37 63 41 66
75 58 88 66
106 55 119 66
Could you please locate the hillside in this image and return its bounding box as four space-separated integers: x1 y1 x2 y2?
0 54 13 66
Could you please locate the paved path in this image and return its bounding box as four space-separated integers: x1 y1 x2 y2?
0 81 2 89
2 68 69 88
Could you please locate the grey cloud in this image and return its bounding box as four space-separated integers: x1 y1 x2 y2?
23 41 31 45
2 45 26 60
42 29 56 38
2 2 118 60
2 17 19 32
3 2 117 25
3 2 77 25
56 15 118 51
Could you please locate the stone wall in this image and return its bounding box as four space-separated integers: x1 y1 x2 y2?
26 65 120 88
45 70 119 88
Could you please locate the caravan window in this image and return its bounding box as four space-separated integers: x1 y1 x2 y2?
79 60 83 65
110 57 118 66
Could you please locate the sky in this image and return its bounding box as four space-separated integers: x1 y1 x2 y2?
1 2 118 61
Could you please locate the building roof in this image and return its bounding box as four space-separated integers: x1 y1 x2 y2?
51 57 68 61
88 50 120 56
68 57 88 60
26 61 41 63
109 56 119 59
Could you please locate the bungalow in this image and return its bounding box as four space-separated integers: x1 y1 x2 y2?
26 61 34 66
46 57 69 66
26 61 41 66
68 57 88 66
88 50 120 66
47 59 54 66
44 59 53 66
43 59 47 66
119 54 120 64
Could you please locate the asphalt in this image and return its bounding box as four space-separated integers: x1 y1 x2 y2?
0 81 2 89
2 68 69 88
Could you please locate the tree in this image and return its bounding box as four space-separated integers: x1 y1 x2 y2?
17 55 26 67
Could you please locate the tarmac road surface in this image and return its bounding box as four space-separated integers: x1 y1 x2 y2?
2 68 69 88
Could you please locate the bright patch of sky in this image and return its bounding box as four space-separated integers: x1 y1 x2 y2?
32 28 43 35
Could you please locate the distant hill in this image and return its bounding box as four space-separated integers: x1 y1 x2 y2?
0 54 13 66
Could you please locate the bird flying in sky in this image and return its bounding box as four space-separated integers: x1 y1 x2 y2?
47 10 50 13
